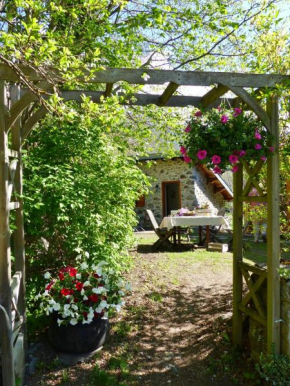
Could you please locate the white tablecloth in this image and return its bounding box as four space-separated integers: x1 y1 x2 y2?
160 216 226 230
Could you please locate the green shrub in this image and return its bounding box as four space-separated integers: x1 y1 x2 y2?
21 100 149 317
256 352 290 385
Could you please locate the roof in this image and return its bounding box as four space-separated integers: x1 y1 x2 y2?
197 164 233 201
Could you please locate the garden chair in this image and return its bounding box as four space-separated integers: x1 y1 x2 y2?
146 209 176 250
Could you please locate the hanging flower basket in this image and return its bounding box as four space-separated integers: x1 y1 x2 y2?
180 106 275 174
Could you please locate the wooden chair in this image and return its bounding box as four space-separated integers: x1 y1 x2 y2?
146 209 176 250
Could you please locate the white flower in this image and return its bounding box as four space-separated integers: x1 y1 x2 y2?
53 303 61 312
81 289 85 296
71 304 78 310
80 262 88 270
102 312 109 319
49 299 56 305
125 282 132 292
83 281 90 287
57 319 64 326
43 290 49 297
84 252 90 258
96 267 102 276
83 294 88 301
92 287 105 294
44 272 51 279
70 319 78 325
100 300 108 308
117 278 124 287
82 319 91 324
91 264 97 270
76 273 82 279
35 293 41 300
118 290 124 296
115 304 122 312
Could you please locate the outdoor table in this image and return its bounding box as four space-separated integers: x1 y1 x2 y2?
159 215 226 246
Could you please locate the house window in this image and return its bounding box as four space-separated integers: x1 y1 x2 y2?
136 194 145 207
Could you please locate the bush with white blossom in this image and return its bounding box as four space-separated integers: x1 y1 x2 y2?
37 260 131 326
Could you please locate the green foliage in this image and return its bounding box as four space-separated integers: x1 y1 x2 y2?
256 352 290 386
22 99 149 314
180 106 273 173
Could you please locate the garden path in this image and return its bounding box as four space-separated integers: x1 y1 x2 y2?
26 234 264 385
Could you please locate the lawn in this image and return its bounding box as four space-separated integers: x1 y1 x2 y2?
26 233 277 386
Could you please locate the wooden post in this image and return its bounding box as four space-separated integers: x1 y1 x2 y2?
11 85 26 322
267 94 280 354
233 163 244 347
0 82 15 385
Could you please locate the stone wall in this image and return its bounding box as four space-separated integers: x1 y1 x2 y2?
135 158 225 228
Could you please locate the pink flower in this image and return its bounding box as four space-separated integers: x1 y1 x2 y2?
239 150 246 157
221 115 229 124
269 146 274 152
185 125 191 132
255 143 262 150
212 155 221 165
180 146 187 155
196 150 207 160
255 131 262 140
229 154 238 164
213 166 222 175
194 110 202 117
233 107 242 116
231 165 239 173
261 156 267 161
183 155 192 163
217 105 222 112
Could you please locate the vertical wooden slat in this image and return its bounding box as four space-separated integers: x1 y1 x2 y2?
11 85 27 360
232 163 244 346
267 94 280 354
0 81 15 386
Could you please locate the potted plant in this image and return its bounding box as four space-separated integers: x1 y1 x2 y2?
37 260 130 354
180 106 275 174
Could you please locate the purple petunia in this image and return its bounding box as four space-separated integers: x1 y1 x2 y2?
221 115 229 124
197 150 207 160
212 155 221 165
229 154 238 164
255 144 262 150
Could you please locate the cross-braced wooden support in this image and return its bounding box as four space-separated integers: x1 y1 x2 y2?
232 93 280 354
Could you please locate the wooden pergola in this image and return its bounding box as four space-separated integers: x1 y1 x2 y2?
0 64 288 385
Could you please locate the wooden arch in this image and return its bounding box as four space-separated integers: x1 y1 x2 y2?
0 65 288 385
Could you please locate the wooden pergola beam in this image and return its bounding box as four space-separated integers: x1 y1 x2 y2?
0 64 290 88
159 82 179 106
223 85 271 129
201 84 229 108
59 90 236 108
104 83 114 97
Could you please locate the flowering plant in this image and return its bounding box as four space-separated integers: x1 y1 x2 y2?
37 261 131 326
180 106 274 174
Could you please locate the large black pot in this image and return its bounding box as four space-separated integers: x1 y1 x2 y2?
48 316 110 354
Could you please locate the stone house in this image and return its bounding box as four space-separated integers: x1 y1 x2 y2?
135 155 233 229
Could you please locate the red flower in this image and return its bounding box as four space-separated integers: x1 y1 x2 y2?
69 267 77 277
89 294 99 303
60 288 71 296
75 281 83 291
93 273 101 279
194 110 202 117
58 272 65 281
45 280 55 291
